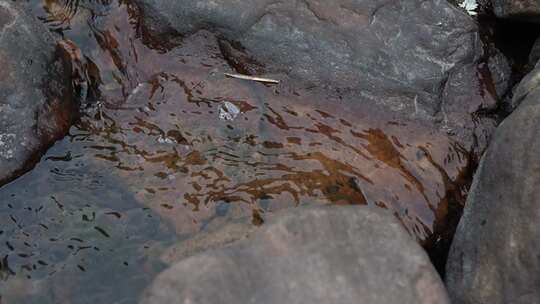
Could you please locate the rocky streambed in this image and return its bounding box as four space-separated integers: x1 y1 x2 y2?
0 0 539 303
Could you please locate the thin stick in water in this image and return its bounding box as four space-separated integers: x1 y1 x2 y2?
224 73 280 84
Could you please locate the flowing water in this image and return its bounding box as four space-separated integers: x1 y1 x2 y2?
1 1 473 302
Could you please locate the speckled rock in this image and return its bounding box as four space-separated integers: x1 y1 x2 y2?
0 1 75 186
141 206 450 304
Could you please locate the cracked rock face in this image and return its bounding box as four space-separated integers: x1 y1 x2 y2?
141 206 450 304
0 2 75 186
446 60 540 304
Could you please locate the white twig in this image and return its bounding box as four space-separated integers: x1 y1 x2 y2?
224 73 280 84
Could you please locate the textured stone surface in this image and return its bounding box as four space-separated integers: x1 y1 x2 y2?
0 1 75 186
134 0 499 146
142 206 450 304
493 0 540 22
446 62 540 304
512 60 540 109
487 45 512 99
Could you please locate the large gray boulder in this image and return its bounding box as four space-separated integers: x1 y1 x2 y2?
446 62 540 304
0 1 75 186
141 206 450 304
134 0 499 148
492 0 540 22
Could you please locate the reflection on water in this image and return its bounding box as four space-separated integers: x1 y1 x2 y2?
0 136 175 303
1 0 471 302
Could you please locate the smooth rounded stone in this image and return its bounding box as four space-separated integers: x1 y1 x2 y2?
0 1 75 186
446 70 540 303
141 205 450 304
134 0 499 144
492 0 540 22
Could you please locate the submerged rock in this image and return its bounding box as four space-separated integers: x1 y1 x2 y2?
142 205 450 304
0 2 75 186
0 137 177 304
11 0 505 269
492 0 540 22
446 61 540 304
43 0 500 250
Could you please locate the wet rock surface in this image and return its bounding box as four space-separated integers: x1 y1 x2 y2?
88 29 473 242
23 0 485 247
142 205 450 304
0 129 180 304
135 0 498 144
0 1 75 186
446 60 540 304
493 0 540 22
69 0 503 247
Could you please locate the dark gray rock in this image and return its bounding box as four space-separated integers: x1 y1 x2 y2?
530 37 540 66
0 1 75 186
446 64 540 304
141 206 450 304
134 0 498 150
488 45 513 99
493 0 540 22
512 59 540 109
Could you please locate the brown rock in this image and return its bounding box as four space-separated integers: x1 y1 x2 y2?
142 206 450 304
0 1 76 186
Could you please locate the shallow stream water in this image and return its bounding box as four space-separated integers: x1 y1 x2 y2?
1 1 472 302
